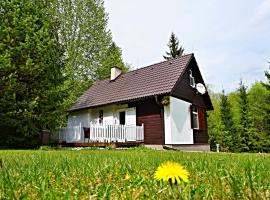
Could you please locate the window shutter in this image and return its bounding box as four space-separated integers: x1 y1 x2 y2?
198 108 205 130
190 105 194 129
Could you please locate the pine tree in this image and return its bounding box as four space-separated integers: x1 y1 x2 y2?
163 32 184 60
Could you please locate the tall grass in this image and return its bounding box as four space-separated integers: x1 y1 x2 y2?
0 148 269 199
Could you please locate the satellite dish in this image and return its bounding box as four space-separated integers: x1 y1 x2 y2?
196 83 206 95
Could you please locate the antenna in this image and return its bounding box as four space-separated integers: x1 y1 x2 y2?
196 83 206 95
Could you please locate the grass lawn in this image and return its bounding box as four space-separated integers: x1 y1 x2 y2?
0 148 269 199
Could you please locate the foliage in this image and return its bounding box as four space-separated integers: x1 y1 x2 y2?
219 90 242 151
96 42 128 80
0 0 127 147
0 0 65 145
238 81 249 128
163 32 184 60
263 70 270 134
0 150 269 199
207 91 224 150
208 80 270 152
236 81 250 151
50 0 128 126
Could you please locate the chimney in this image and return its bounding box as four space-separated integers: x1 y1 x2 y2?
110 66 122 81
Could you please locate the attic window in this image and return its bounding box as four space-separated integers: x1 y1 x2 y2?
189 70 195 88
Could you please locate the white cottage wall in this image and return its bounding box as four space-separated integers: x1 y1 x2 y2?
164 97 193 144
164 105 172 144
68 104 136 127
170 97 193 144
67 110 90 127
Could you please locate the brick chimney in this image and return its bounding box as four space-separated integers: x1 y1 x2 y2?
110 67 122 81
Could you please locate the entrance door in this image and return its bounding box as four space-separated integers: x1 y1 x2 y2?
119 111 125 125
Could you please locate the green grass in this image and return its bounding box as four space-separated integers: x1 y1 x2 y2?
0 148 269 199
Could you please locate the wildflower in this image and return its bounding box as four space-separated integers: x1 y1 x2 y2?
124 174 131 181
154 161 189 184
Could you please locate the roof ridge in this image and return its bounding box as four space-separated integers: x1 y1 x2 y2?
95 53 194 83
128 53 194 74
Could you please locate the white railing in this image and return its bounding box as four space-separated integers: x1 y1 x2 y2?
51 124 144 143
51 124 82 143
90 124 144 143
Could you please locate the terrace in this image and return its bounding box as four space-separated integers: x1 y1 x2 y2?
50 124 144 147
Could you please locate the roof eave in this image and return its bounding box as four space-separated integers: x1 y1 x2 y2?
68 92 171 113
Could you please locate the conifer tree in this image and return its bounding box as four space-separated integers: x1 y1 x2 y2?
264 69 270 134
238 81 249 128
163 32 184 60
220 90 240 151
237 80 250 151
0 0 65 146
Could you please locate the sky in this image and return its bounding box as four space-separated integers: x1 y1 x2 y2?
104 0 270 92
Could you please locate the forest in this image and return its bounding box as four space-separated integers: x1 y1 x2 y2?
208 79 270 152
0 0 269 151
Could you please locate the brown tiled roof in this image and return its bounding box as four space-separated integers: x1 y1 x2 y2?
69 54 194 111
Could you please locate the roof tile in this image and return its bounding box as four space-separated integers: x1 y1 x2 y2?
69 54 193 111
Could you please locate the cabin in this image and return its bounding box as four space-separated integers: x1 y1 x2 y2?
52 53 213 150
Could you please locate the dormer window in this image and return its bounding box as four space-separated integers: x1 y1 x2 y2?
189 70 195 88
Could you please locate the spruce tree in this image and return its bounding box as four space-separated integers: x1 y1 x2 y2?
238 80 250 151
220 90 240 151
238 80 249 128
220 90 234 130
163 32 184 60
264 69 270 134
0 0 65 146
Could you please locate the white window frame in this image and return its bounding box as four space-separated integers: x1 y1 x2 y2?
189 70 195 88
192 106 199 129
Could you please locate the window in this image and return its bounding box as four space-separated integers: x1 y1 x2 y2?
189 70 195 88
191 105 206 130
192 106 199 129
99 110 103 124
119 111 125 125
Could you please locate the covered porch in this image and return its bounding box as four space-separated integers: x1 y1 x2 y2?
50 124 144 146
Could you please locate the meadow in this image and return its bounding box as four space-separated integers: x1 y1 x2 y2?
0 148 269 199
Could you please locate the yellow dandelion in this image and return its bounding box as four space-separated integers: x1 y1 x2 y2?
154 161 189 184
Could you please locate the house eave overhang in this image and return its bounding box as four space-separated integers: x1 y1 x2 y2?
68 92 171 113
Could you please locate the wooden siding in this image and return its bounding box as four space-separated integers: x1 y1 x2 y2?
129 98 164 145
137 114 164 145
194 130 208 143
129 98 161 117
171 58 213 110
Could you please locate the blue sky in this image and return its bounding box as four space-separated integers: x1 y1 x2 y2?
104 0 270 92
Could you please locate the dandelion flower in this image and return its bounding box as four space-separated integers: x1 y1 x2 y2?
154 161 189 184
